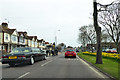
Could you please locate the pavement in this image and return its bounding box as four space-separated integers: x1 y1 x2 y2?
1 52 112 79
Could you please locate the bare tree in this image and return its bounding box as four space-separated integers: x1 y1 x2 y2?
78 26 89 47
78 25 96 52
98 2 120 54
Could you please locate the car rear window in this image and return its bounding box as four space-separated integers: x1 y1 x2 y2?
66 49 74 52
11 48 30 54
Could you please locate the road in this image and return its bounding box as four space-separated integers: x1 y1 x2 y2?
1 52 111 80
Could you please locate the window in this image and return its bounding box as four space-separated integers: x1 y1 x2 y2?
28 40 31 45
12 35 17 41
32 48 40 52
35 42 37 45
6 34 8 40
23 39 25 43
11 47 30 53
32 41 34 45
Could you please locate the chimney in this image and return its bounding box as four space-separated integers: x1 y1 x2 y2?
24 31 27 34
1 23 8 28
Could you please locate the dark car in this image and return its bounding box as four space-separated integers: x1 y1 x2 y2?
1 47 47 66
76 49 79 52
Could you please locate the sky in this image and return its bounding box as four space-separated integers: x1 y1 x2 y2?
0 0 116 47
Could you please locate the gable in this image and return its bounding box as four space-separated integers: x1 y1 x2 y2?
12 30 18 36
32 37 35 41
20 34 24 37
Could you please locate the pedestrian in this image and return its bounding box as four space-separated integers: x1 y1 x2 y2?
46 50 49 57
51 50 54 56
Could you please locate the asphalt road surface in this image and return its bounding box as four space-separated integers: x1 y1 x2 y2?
1 52 111 80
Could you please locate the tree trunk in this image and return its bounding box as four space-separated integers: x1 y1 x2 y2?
96 27 103 64
116 42 120 54
93 1 103 64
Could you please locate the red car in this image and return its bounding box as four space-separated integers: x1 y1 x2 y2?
65 48 76 58
106 48 117 53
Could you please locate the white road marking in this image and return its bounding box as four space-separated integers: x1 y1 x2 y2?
41 60 53 67
16 72 30 80
64 58 79 61
0 62 2 65
77 56 106 78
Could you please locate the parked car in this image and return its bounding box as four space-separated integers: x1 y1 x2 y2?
1 47 47 66
76 49 79 52
65 48 76 58
106 48 117 53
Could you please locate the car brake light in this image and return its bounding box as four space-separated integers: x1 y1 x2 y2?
18 56 26 58
2 56 8 58
2 56 8 59
18 56 26 57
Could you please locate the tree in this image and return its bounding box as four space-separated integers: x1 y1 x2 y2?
93 1 102 64
57 43 66 51
98 1 120 54
78 25 96 52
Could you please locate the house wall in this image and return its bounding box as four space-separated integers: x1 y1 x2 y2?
31 38 35 47
37 43 39 47
28 39 31 47
35 41 37 47
31 40 34 47
11 30 18 44
0 32 3 44
25 38 28 46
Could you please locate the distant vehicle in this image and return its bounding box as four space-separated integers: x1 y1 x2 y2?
76 49 79 52
106 48 117 53
65 48 76 58
1 47 47 66
102 49 107 52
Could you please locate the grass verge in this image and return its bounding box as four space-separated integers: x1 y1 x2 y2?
77 52 119 80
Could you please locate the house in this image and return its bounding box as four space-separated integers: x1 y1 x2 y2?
38 39 46 50
0 23 18 53
27 36 38 48
0 22 47 54
17 31 28 47
34 36 38 48
27 36 33 47
0 25 3 53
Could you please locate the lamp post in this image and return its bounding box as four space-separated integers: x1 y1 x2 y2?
55 30 60 46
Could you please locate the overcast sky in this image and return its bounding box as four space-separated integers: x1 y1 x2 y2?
0 0 115 47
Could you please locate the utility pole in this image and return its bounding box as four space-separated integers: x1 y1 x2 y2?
55 30 60 46
93 0 102 64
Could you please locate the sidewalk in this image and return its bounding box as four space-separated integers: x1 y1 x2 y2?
58 52 61 54
0 58 1 65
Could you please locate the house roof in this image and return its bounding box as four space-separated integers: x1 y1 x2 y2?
18 31 28 38
0 23 16 34
27 36 37 40
3 29 16 34
34 36 37 40
37 40 42 43
45 42 49 44
27 36 33 40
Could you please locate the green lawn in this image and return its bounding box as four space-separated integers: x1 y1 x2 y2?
77 52 119 80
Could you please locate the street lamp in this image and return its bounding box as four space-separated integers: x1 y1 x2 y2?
55 30 60 46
